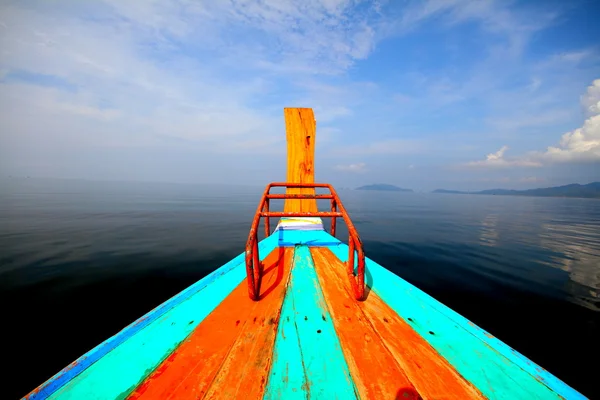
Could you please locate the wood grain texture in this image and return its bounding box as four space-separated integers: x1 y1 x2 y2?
128 247 292 400
46 240 281 400
263 245 358 399
283 230 579 400
327 244 569 400
27 235 280 400
311 248 485 400
310 248 420 400
283 108 317 213
203 247 292 399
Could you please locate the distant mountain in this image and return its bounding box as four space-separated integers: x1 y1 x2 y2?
356 184 413 192
433 182 600 199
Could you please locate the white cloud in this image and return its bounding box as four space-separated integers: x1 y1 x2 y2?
465 145 542 168
466 79 600 168
539 79 600 162
582 79 600 116
334 162 367 172
541 116 600 162
488 145 508 161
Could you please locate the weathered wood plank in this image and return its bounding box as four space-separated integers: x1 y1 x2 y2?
44 238 280 400
203 248 292 399
310 248 421 399
327 243 572 400
312 248 485 400
129 247 292 400
276 230 580 399
263 245 358 399
283 108 317 213
26 235 278 399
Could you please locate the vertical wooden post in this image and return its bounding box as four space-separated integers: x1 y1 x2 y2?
283 108 318 213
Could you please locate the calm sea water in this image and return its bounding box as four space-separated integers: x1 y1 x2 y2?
1 178 599 398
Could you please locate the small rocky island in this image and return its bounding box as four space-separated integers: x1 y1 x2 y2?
356 184 413 192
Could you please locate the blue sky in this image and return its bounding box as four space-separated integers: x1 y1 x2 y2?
0 0 599 191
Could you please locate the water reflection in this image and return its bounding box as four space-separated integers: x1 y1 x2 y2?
539 222 600 311
480 214 499 247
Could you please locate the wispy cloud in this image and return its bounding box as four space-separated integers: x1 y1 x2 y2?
333 139 426 156
486 109 574 131
475 177 511 183
390 0 558 57
334 162 367 172
130 0 385 75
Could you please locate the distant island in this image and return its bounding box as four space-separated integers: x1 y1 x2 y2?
432 182 600 199
356 184 413 192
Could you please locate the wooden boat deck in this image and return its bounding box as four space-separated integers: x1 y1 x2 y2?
27 230 583 400
128 245 481 400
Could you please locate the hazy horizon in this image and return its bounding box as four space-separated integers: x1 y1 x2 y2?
2 175 599 194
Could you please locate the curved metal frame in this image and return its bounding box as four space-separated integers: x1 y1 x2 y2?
245 182 366 301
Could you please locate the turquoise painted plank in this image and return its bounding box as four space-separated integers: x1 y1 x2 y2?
263 265 307 400
264 245 358 400
272 229 341 247
46 237 278 400
28 234 278 400
328 242 583 400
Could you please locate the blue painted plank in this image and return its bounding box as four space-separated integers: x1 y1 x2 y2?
328 243 584 400
264 245 358 400
28 235 278 400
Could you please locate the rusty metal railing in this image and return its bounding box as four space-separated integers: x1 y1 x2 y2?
245 182 366 301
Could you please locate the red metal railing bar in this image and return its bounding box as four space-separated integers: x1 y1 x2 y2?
245 184 271 301
269 182 332 188
245 182 366 301
330 199 337 237
264 198 270 238
266 194 334 199
259 211 343 217
328 184 365 300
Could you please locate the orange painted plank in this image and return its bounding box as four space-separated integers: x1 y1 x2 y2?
310 248 420 400
203 248 293 399
128 247 291 400
283 108 317 213
311 248 485 400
